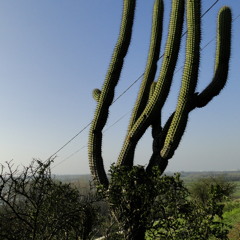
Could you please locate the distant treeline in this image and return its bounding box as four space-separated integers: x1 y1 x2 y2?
177 171 240 182
55 171 240 184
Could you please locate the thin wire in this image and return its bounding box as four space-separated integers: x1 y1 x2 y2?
52 146 87 170
175 38 216 75
201 0 219 18
51 110 131 169
47 0 223 164
233 13 240 21
47 122 91 161
113 74 144 103
103 110 132 133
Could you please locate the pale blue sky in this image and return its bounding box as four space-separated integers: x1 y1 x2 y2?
0 0 239 174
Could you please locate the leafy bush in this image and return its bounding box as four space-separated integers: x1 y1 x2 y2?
99 165 230 240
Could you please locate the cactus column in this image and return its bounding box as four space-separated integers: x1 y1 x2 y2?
88 0 232 189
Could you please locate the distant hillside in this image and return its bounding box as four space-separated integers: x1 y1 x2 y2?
54 171 240 183
53 174 92 183
174 171 240 183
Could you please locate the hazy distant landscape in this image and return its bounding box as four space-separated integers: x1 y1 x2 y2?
55 170 240 183
56 171 240 197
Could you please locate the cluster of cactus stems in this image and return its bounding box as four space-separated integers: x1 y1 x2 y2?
88 0 232 188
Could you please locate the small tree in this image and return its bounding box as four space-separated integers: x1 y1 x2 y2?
190 176 237 205
0 159 100 240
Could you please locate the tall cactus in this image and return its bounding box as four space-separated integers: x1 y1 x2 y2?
88 0 232 190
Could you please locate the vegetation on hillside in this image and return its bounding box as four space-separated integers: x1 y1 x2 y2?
2 159 240 239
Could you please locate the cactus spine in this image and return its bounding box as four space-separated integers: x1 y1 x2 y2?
88 0 232 187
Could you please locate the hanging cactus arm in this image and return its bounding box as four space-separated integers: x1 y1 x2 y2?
117 0 185 167
161 0 201 160
127 0 164 132
88 0 136 188
196 6 232 108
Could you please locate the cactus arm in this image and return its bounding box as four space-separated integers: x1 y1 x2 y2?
158 6 232 162
160 0 201 160
92 88 101 102
196 6 232 108
159 7 232 161
127 0 164 132
119 0 164 168
150 0 185 113
147 111 174 172
88 0 136 187
117 0 185 166
146 81 163 172
146 112 163 172
149 82 162 150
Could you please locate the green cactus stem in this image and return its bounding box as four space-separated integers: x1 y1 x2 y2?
127 0 164 133
160 0 201 160
88 0 136 187
88 0 232 185
196 6 232 108
117 0 185 166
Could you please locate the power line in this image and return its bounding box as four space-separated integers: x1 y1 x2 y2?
47 0 224 165
51 146 87 170
201 0 219 18
103 110 132 133
51 110 131 169
47 122 91 161
233 13 240 21
113 74 144 104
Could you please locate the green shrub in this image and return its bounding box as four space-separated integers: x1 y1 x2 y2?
98 165 230 240
189 176 237 205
